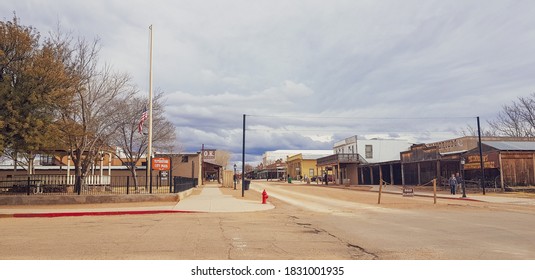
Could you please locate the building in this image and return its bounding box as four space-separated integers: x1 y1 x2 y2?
463 141 535 190
317 136 411 185
317 136 362 185
262 150 332 166
286 152 332 180
400 136 534 187
254 159 287 180
356 138 411 163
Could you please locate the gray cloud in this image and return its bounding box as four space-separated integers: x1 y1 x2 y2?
5 0 535 164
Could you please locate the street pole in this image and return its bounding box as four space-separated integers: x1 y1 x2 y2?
242 114 246 197
477 116 486 195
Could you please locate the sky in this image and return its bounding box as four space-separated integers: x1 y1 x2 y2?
3 0 535 165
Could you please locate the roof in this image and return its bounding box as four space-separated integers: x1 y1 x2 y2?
483 141 535 151
440 150 468 156
302 154 333 160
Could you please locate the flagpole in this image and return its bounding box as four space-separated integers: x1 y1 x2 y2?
147 25 154 192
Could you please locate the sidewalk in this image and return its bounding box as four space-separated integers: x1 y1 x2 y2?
286 180 535 206
363 184 535 206
0 184 274 218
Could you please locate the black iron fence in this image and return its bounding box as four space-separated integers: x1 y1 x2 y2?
0 175 197 196
173 176 198 193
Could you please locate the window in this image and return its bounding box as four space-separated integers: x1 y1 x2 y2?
309 169 314 176
181 156 189 162
39 155 55 166
365 145 373 159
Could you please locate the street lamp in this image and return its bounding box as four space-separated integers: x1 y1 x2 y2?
461 157 467 198
233 163 237 190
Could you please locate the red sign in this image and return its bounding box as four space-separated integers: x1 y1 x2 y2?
152 157 170 171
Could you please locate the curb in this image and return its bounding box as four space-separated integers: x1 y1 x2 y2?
4 209 203 218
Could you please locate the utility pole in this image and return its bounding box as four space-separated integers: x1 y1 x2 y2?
242 114 246 197
146 25 154 192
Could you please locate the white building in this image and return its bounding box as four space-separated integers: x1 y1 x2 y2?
333 135 411 163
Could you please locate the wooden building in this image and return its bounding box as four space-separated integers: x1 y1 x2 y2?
464 141 535 190
400 136 535 187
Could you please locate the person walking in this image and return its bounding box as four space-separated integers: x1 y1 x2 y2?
449 174 458 195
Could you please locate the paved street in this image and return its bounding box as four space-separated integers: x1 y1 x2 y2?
1 181 535 259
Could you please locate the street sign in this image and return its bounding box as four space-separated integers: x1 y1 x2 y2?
152 157 170 171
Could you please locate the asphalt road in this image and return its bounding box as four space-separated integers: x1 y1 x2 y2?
252 181 535 259
1 181 535 260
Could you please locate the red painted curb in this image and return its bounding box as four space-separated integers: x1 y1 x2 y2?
12 209 202 218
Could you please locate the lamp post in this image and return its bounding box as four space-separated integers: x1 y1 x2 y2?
233 163 237 190
461 157 467 198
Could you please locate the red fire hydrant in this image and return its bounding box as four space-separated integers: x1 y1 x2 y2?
262 189 269 204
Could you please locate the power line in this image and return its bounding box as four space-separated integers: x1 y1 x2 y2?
246 114 476 120
245 129 459 135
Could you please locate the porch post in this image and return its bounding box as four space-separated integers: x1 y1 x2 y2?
499 152 505 192
108 153 112 177
99 152 103 185
417 162 421 185
355 164 359 186
437 160 441 187
401 162 405 186
389 164 394 185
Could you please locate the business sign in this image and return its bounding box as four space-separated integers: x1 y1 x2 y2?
152 157 170 171
464 154 498 170
203 149 216 161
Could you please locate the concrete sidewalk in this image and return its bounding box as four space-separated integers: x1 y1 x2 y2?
0 185 274 218
286 180 535 206
171 185 274 213
366 184 535 206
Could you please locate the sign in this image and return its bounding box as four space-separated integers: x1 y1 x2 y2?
202 149 216 161
464 153 499 170
152 157 170 171
402 187 414 197
160 171 168 180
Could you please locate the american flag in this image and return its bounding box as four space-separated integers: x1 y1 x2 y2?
138 107 148 134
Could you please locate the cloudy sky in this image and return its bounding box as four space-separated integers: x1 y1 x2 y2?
4 0 535 164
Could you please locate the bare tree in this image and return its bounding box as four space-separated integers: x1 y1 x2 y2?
459 124 497 137
214 150 231 170
57 37 137 192
244 164 254 173
110 91 176 189
488 93 535 137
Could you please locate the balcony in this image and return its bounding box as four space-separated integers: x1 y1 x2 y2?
317 154 361 166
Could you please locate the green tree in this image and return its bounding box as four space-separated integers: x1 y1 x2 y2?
0 15 75 172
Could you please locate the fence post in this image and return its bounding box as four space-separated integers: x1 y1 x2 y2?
77 176 81 195
27 176 31 196
150 174 153 194
127 176 130 195
433 178 437 205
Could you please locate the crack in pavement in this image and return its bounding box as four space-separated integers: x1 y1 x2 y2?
290 215 379 260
